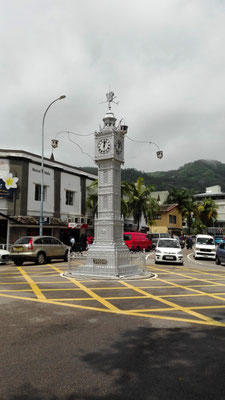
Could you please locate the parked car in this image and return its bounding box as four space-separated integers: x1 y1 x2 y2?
124 232 152 251
147 233 170 248
216 242 225 265
10 236 70 266
194 234 216 260
214 235 225 246
154 238 183 265
0 249 10 264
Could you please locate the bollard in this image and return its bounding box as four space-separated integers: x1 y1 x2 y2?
68 248 71 274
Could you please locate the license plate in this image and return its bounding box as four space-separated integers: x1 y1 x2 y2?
13 247 23 251
165 256 174 260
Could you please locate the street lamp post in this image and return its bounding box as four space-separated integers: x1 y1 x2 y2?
40 95 66 236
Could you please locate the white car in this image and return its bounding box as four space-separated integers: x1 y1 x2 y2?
194 234 216 260
0 249 10 264
154 238 183 265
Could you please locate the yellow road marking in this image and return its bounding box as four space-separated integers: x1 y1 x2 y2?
159 278 225 303
167 264 225 279
48 264 120 312
0 292 224 327
151 266 225 287
2 263 225 327
119 280 215 323
17 267 46 300
156 271 225 302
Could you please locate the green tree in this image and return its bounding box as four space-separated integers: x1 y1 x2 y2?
167 186 194 212
86 180 98 216
126 177 158 231
121 180 133 217
198 197 218 227
181 199 199 235
168 186 199 234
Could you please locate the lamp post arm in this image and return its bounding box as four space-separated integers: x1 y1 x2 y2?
40 95 66 236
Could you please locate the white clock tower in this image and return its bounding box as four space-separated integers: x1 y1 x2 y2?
81 92 139 277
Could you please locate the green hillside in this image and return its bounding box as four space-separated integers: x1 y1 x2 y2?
82 160 225 193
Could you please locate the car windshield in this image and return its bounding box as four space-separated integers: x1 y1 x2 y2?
124 234 131 240
14 237 32 244
197 238 214 245
160 234 170 238
158 240 180 248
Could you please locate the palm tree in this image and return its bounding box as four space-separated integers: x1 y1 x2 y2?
121 180 133 217
126 177 157 231
198 198 218 227
167 186 194 213
181 199 199 234
86 180 98 216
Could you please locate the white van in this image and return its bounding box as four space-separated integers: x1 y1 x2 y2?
194 234 216 260
148 233 170 248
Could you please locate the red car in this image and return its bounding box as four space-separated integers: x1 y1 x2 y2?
124 232 152 251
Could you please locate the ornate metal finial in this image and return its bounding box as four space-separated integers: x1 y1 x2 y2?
105 91 119 110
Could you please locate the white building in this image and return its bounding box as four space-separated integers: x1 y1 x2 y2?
0 149 97 247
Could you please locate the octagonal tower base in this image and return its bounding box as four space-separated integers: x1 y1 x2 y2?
75 244 141 278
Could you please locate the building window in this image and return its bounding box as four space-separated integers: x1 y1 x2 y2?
66 190 74 205
169 215 176 224
155 214 162 220
35 184 46 201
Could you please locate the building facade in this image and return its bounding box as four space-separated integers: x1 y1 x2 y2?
0 150 97 247
150 204 183 235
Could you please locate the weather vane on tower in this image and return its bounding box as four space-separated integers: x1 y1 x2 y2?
105 91 119 111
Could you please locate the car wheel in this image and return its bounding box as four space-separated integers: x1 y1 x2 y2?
136 246 140 252
155 260 159 264
14 260 23 266
146 246 151 252
216 256 221 265
36 252 46 265
64 250 69 262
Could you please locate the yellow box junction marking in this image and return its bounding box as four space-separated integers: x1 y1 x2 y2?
17 267 46 300
0 263 225 327
48 264 120 312
119 280 215 323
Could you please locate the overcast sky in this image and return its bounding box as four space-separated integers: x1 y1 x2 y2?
1 0 225 172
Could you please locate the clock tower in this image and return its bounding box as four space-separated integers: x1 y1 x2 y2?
79 92 139 277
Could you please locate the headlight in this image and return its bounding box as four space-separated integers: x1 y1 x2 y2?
155 249 162 254
177 251 183 256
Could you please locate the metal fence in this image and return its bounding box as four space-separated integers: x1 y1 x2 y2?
67 249 146 277
0 244 12 251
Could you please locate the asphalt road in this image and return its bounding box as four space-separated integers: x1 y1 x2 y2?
1 249 225 400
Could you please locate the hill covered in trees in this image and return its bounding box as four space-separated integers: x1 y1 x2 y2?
82 159 225 193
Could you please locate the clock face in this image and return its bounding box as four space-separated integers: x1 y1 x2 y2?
97 138 111 154
115 139 123 155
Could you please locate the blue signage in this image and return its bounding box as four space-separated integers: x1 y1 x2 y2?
0 179 14 198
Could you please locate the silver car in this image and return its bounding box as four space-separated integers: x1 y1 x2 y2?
11 236 70 266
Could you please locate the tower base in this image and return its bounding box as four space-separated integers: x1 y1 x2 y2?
70 243 145 278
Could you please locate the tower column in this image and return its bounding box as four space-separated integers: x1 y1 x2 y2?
76 92 140 277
